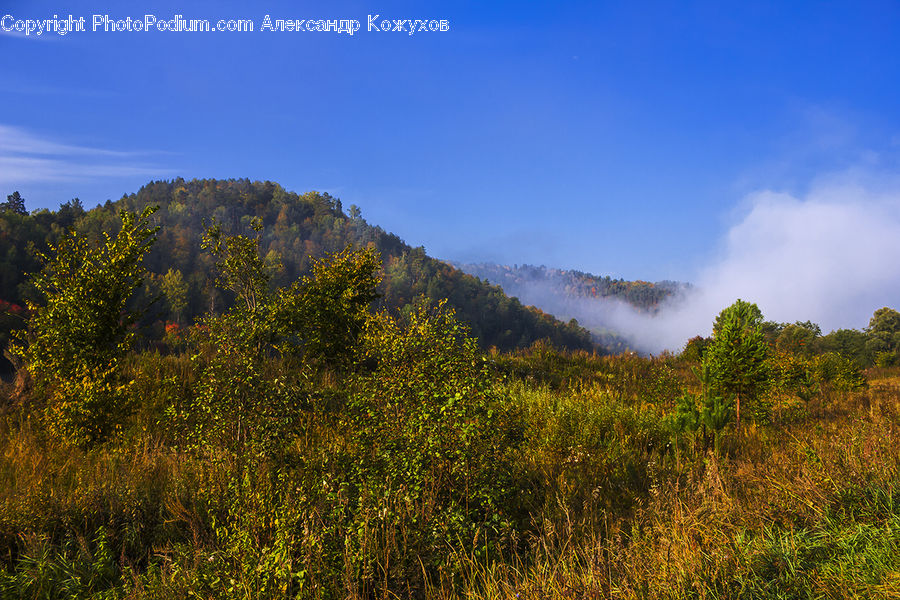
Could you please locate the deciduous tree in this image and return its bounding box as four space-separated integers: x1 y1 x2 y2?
11 206 159 444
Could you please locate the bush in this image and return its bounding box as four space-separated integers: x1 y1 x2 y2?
815 352 867 392
347 300 523 585
11 207 158 445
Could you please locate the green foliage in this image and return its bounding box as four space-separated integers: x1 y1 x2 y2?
13 206 159 382
815 352 867 392
875 350 899 367
681 335 710 362
712 298 763 337
701 388 734 433
818 328 871 367
704 299 769 431
693 362 733 436
11 207 158 445
41 367 135 447
348 300 522 579
866 307 900 359
188 223 291 455
1 191 27 215
274 245 381 369
201 217 272 314
2 179 596 353
671 392 700 433
189 324 300 456
773 351 819 401
159 268 188 323
0 527 123 599
776 320 821 356
187 224 381 456
794 363 819 405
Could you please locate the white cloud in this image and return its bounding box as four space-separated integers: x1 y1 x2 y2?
605 173 900 353
697 178 900 329
0 124 170 187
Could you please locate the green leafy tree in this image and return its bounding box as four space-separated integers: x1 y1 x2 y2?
274 245 381 369
672 392 700 433
348 299 522 581
866 307 900 366
191 219 287 454
712 299 763 337
2 191 27 215
670 391 701 463
704 299 769 433
773 351 819 417
159 268 188 323
189 222 381 454
814 352 867 393
776 321 821 356
11 206 159 444
202 218 271 314
681 335 710 362
818 328 870 367
691 362 733 453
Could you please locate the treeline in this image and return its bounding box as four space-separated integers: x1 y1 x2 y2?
683 309 900 370
454 262 687 312
0 181 593 360
452 262 690 352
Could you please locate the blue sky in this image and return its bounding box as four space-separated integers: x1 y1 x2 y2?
3 0 900 284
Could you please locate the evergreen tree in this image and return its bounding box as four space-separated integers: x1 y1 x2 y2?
704 299 769 433
2 191 27 215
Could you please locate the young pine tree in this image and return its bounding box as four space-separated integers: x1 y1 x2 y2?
704 299 769 433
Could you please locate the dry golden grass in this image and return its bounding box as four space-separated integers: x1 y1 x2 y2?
1 362 898 599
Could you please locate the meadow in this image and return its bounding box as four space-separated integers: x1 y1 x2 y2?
2 346 898 599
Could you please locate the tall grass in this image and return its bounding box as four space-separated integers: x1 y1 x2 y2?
1 358 899 598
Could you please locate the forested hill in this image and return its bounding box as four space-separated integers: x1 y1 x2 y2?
453 262 687 312
0 179 593 354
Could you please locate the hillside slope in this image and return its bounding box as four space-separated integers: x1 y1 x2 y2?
0 179 594 354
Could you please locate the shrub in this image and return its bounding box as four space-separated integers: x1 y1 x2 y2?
10 207 158 445
347 300 523 586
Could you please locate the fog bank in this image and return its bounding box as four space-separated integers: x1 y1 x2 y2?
503 176 900 354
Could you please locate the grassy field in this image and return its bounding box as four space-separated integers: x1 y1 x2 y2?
2 348 898 599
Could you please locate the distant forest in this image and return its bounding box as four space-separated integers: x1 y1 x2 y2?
454 262 687 312
0 179 597 359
